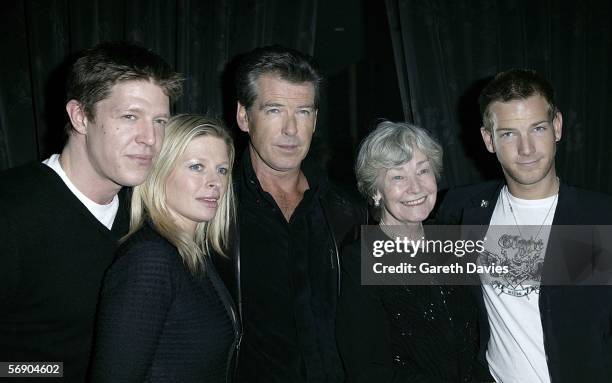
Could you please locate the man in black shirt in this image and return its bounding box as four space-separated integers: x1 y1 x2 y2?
231 45 365 382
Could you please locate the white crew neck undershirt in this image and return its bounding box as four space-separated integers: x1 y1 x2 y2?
43 154 119 230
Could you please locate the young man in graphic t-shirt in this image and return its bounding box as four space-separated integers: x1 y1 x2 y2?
437 69 612 383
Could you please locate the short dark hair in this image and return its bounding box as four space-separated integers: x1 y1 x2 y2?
234 45 322 111
479 69 558 131
66 41 183 129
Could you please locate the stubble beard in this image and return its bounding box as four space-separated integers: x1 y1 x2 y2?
502 156 556 190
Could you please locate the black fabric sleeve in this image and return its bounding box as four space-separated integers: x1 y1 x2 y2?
0 211 20 305
90 242 176 382
435 189 464 225
337 246 446 383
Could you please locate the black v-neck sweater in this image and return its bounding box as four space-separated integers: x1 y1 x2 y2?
0 162 128 382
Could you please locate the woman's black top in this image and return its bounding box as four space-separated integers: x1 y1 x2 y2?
90 222 239 382
336 229 487 383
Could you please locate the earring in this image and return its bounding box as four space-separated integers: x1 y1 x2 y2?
373 197 380 207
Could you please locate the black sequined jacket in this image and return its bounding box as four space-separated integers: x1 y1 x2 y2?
336 224 490 383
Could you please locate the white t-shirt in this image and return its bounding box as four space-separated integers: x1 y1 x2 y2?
479 186 558 383
43 154 119 230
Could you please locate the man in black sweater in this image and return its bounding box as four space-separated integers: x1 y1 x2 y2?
437 69 612 382
0 42 182 382
228 46 365 382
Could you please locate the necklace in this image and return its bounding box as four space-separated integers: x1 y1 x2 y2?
504 178 559 241
379 218 425 241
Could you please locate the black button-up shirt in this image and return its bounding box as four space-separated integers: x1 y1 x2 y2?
236 152 343 383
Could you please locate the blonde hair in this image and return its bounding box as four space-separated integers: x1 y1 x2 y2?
126 114 236 274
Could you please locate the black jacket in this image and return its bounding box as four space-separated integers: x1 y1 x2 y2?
336 226 487 383
91 222 240 382
436 180 612 383
215 152 366 382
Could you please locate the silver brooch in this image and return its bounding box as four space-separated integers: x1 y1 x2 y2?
480 200 489 208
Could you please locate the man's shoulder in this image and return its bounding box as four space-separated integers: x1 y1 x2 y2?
441 180 502 207
0 162 57 205
324 180 364 209
323 180 367 225
446 180 502 197
558 184 612 224
319 180 367 247
435 180 502 225
563 184 612 203
0 162 48 185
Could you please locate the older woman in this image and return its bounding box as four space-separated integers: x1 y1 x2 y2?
90 115 240 382
337 121 487 382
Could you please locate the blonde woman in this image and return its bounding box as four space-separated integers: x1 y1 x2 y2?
91 114 239 382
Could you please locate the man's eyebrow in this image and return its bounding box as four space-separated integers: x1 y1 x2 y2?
118 105 144 113
492 125 516 133
494 120 550 131
259 102 284 110
117 106 169 120
530 120 550 127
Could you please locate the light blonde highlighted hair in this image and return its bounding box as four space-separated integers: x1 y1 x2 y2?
126 114 235 274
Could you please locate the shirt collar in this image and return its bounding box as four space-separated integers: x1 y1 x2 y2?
239 147 326 194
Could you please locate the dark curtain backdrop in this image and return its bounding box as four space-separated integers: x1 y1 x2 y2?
0 0 317 170
386 0 612 195
2 0 611 196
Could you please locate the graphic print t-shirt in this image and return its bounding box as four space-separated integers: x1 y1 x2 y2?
479 186 558 383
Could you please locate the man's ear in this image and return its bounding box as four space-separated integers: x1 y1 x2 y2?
312 109 318 133
236 102 250 133
553 111 563 142
66 100 88 135
480 126 495 153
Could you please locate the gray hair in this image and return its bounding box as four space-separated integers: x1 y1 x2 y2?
355 121 443 204
235 45 322 111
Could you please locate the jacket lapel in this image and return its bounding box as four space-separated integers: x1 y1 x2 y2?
464 181 503 364
463 181 503 225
